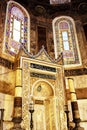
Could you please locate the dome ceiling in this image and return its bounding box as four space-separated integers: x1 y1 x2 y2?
14 0 87 17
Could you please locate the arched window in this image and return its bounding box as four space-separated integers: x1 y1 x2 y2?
3 1 30 60
53 16 81 67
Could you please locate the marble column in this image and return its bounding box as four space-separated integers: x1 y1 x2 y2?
10 67 24 130
68 78 84 130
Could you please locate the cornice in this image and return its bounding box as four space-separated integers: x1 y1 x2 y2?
65 68 87 76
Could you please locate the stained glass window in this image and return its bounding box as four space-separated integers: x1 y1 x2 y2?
53 16 81 66
3 1 29 58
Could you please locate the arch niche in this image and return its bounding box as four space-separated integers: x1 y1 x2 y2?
32 80 56 130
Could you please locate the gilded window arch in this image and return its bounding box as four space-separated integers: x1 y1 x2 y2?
3 1 30 60
53 16 81 67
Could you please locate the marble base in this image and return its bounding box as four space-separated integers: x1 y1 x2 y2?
10 123 25 130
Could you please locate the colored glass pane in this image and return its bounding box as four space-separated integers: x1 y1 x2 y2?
13 30 20 42
11 7 24 20
62 31 69 50
63 41 69 50
13 19 21 42
62 31 68 40
59 22 68 29
13 19 20 30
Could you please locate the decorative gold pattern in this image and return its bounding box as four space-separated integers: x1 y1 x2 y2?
21 55 67 130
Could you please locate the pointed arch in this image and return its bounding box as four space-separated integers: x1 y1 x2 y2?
52 16 81 67
3 1 30 61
